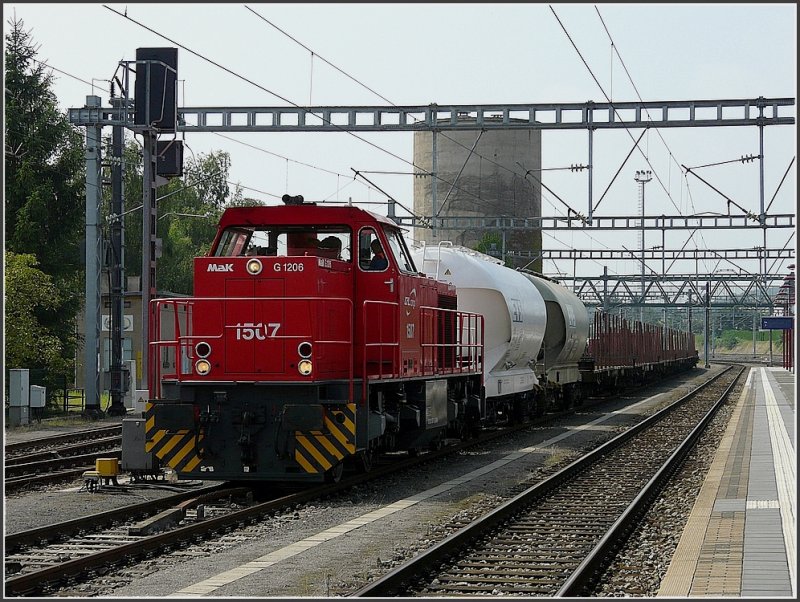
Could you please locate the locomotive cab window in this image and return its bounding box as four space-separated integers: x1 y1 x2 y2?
359 227 417 273
385 228 417 274
214 228 251 257
213 226 352 262
359 228 388 271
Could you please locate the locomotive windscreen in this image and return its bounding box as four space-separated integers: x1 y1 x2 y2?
212 226 352 262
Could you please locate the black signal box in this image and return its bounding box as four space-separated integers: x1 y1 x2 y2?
156 139 184 178
134 47 178 132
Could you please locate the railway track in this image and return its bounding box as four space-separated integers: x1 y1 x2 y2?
3 411 536 596
5 426 124 494
352 365 744 597
5 424 122 458
711 354 774 367
3 388 634 598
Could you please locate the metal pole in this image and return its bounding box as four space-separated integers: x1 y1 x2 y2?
758 98 766 222
753 311 757 358
107 117 128 416
83 95 104 418
704 282 710 368
634 170 651 323
769 328 773 366
641 183 645 324
662 220 666 329
588 125 593 224
141 131 157 393
431 129 438 241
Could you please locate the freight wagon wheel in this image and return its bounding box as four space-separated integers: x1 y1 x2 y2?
428 432 445 451
324 461 344 483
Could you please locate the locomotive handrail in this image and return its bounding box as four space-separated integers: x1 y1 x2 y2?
433 241 453 281
149 296 354 403
360 301 485 403
361 299 401 403
418 305 484 375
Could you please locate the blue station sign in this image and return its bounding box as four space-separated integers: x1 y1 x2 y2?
761 316 794 330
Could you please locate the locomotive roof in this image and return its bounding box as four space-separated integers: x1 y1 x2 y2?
217 204 399 229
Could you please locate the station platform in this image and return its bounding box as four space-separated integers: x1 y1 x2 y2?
659 366 796 597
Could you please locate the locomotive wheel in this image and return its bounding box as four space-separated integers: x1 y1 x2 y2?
355 449 375 473
324 462 344 483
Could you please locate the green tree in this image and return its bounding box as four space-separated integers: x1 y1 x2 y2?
4 18 84 385
473 232 511 267
118 145 240 294
228 197 267 207
5 252 69 372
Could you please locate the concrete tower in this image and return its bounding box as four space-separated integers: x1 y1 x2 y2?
413 120 542 272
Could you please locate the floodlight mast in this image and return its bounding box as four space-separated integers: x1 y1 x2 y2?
634 170 652 322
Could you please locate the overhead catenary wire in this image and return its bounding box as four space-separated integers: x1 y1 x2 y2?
7 60 272 208
31 58 111 95
243 5 589 226
594 5 697 215
560 4 741 280
103 5 783 285
103 4 502 225
243 5 613 277
765 156 796 214
210 132 384 199
592 5 792 285
550 5 685 218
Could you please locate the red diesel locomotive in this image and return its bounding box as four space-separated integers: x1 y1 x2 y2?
144 195 484 482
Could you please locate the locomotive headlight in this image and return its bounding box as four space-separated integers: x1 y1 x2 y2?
246 258 263 275
195 341 212 358
195 359 212 376
297 359 313 376
297 341 313 358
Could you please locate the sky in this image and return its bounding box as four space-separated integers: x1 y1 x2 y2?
4 2 797 284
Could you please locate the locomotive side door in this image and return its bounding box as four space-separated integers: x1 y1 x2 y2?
355 227 400 379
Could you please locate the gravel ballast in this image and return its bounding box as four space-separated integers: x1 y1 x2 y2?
4 366 727 597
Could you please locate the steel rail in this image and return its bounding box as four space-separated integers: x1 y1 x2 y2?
3 391 612 596
5 483 230 553
4 468 94 494
351 366 734 596
5 368 700 596
5 436 122 466
556 366 745 596
4 450 122 480
4 425 122 454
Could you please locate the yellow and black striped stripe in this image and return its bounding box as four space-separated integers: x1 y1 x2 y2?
144 402 204 473
294 403 356 474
